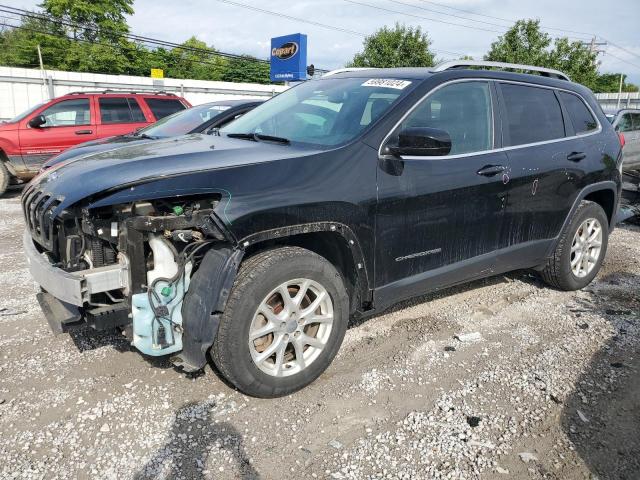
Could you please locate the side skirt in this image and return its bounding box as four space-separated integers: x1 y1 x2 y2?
372 239 552 313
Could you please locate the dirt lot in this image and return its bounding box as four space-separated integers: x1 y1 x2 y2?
1 188 639 480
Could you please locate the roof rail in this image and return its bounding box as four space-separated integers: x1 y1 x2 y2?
432 60 571 81
323 67 377 77
67 90 178 96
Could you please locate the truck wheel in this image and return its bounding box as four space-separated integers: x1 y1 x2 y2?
0 162 9 196
212 246 349 398
541 200 609 291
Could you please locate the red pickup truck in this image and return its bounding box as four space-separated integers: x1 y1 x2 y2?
0 91 190 194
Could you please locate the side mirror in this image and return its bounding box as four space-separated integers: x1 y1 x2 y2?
387 127 452 157
28 115 46 128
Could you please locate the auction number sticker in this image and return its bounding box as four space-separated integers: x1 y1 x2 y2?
362 79 412 89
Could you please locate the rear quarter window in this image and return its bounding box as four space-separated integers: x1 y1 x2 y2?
558 91 598 134
500 83 565 146
99 97 146 124
145 98 186 120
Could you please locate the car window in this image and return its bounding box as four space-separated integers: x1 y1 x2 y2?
558 91 598 134
145 98 186 120
500 83 565 146
222 77 415 147
632 113 640 131
141 103 239 137
399 81 493 155
39 99 91 127
99 97 146 124
617 114 633 132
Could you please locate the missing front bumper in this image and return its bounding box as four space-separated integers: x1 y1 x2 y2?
23 230 129 306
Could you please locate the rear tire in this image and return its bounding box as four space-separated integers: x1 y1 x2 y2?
540 200 609 290
211 246 349 398
0 162 9 196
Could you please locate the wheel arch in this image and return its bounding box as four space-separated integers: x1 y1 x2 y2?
240 222 372 314
546 181 619 258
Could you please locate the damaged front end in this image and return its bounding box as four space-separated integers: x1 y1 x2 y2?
23 187 242 371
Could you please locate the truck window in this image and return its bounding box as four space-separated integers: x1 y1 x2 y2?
39 99 91 127
500 83 565 146
145 98 186 120
400 81 493 155
99 97 146 124
558 91 598 134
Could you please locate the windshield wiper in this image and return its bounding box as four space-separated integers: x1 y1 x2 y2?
136 132 158 140
226 132 290 145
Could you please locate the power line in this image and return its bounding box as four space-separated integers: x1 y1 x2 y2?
212 0 367 37
343 0 505 34
385 0 512 31
211 0 464 57
0 4 273 64
0 21 267 76
599 38 640 62
413 0 595 39
603 49 640 71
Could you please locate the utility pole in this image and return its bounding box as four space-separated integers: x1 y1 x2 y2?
617 73 623 110
36 44 49 100
580 37 607 65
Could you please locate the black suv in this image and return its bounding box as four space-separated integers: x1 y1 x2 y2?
23 61 623 397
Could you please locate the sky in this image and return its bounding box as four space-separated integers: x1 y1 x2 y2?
6 0 640 84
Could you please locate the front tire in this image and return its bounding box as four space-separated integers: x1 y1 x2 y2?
211 247 349 398
0 162 9 196
541 200 609 290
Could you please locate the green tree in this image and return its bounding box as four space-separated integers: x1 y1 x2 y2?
348 23 435 68
485 19 602 89
593 73 639 93
220 56 270 84
164 37 228 81
485 19 552 67
40 0 134 41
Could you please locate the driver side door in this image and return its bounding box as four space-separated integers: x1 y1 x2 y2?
374 80 509 304
19 97 97 169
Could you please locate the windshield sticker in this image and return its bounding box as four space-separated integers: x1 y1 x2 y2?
362 79 412 89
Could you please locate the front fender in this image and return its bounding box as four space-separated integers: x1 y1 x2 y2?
173 246 244 372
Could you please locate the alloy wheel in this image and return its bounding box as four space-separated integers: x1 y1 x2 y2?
248 278 334 377
570 218 603 278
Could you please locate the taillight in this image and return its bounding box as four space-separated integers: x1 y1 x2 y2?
618 133 626 147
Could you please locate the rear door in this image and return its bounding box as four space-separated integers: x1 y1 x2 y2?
375 80 509 292
18 97 97 169
498 83 597 262
96 96 149 138
144 97 188 121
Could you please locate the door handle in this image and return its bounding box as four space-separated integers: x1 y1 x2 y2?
75 129 93 135
476 164 506 177
567 151 586 162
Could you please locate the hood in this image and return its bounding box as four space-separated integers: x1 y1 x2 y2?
29 133 320 209
43 135 153 168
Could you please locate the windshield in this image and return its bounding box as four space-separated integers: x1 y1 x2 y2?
139 103 234 137
221 77 416 147
8 102 45 123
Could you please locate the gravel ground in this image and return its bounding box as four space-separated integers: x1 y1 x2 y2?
1 188 639 480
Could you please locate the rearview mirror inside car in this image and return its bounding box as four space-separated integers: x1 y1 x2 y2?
387 127 452 157
28 115 46 128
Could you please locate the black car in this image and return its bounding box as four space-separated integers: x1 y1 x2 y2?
23 61 623 398
40 99 264 170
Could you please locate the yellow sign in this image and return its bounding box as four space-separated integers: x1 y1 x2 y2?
150 68 164 79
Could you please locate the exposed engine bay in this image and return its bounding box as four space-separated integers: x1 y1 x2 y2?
23 189 233 364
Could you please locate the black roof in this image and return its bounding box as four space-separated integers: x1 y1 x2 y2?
323 67 588 93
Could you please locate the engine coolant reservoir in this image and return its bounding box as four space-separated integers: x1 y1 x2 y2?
131 234 192 356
